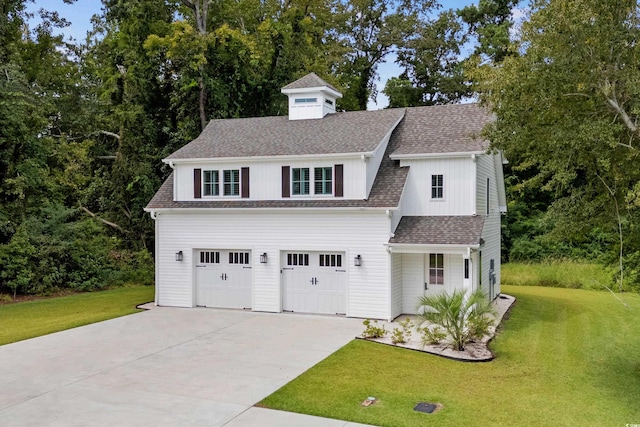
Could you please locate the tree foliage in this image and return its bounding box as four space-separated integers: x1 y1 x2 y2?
475 0 640 289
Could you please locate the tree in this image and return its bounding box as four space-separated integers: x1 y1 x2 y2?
475 0 640 289
457 0 520 63
335 0 437 110
389 9 470 107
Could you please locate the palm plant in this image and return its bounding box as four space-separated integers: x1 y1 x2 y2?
416 289 497 351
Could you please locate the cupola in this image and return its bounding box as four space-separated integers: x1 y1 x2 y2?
281 73 343 121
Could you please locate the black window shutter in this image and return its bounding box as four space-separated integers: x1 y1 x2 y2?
194 168 202 199
334 164 344 197
282 166 290 198
241 167 250 198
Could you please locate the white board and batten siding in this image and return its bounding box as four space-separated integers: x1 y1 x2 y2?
155 210 392 319
172 158 367 201
476 154 502 299
400 253 464 314
398 157 476 216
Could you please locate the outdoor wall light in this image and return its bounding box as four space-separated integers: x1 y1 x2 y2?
175 251 183 262
260 252 268 264
354 254 362 267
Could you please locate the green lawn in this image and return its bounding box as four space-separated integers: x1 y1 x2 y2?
0 285 154 346
260 286 640 426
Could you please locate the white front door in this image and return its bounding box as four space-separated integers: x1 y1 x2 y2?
195 250 252 309
282 252 346 315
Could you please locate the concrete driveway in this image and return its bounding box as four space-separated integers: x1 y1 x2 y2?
0 307 371 426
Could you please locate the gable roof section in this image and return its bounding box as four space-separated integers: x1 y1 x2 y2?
166 108 405 160
281 72 340 93
389 216 486 246
390 104 492 156
146 129 409 210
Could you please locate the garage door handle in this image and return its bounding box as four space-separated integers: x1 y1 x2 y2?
336 269 346 272
310 277 318 285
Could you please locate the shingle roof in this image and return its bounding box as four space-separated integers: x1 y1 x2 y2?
390 104 492 156
166 108 405 160
146 131 410 210
389 216 486 245
281 72 340 93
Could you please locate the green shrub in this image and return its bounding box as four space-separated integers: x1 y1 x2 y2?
419 325 447 346
416 289 496 351
361 319 387 339
390 318 413 344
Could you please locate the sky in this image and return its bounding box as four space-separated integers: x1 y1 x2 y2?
27 0 502 109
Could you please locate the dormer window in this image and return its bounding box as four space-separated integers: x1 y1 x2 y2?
223 169 240 196
294 98 317 103
292 168 310 195
203 170 219 196
314 167 333 195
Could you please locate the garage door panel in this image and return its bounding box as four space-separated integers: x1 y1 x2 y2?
282 252 346 315
196 250 251 309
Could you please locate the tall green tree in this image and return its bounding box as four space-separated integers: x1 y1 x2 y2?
386 9 470 107
335 0 436 110
475 0 640 289
457 0 520 63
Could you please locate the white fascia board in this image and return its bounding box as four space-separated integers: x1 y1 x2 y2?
145 206 399 214
281 86 343 99
386 243 480 254
163 152 374 165
389 151 485 160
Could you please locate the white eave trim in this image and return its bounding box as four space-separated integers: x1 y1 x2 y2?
281 86 343 99
144 206 400 214
389 151 485 160
163 151 375 165
386 243 480 253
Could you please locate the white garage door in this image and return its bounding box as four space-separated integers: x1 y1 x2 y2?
282 251 346 315
195 250 252 309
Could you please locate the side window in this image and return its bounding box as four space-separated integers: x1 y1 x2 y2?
203 170 219 196
486 177 490 215
292 168 310 195
431 174 444 199
429 253 444 285
464 258 470 279
314 167 333 195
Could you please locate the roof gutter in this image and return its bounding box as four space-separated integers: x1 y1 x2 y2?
389 151 485 160
143 206 399 214
163 151 375 165
385 243 481 253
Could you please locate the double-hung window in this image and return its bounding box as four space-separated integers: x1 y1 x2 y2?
292 168 310 195
314 167 332 195
223 169 240 196
429 253 444 285
431 174 444 199
203 170 219 196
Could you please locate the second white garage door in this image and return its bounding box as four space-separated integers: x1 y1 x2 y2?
195 250 252 309
282 251 346 315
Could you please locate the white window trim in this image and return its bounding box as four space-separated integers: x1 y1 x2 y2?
203 170 219 197
430 173 445 201
428 253 445 286
291 167 311 196
314 166 333 196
